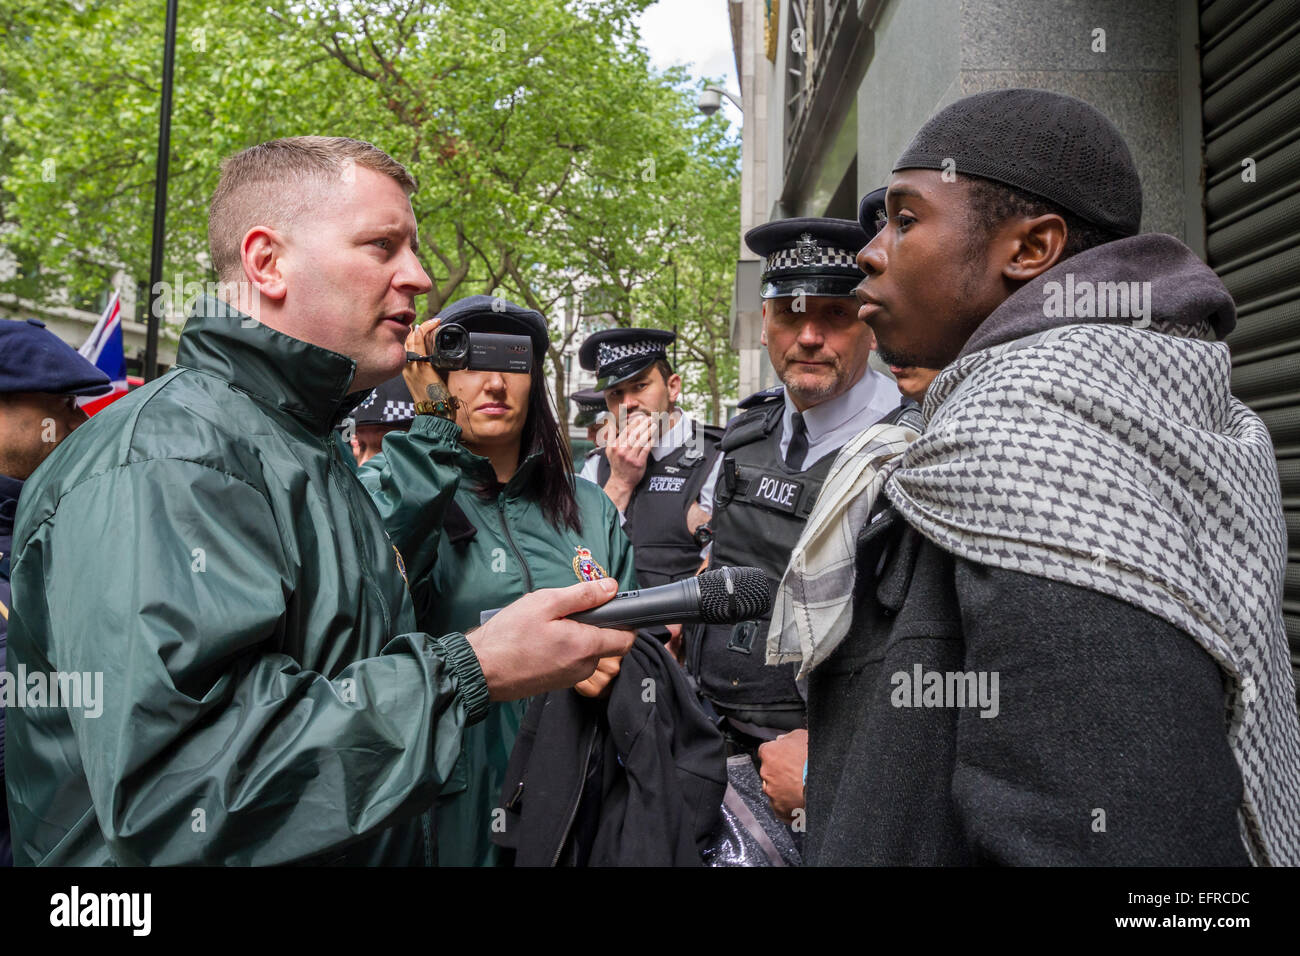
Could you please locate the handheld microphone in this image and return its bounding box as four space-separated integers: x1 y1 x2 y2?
478 566 772 630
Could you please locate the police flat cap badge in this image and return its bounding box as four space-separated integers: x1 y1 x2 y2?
573 546 607 582
743 216 869 299
796 233 818 264
857 186 888 238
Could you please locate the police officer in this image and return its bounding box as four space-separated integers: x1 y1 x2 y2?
578 328 723 590
0 317 112 867
690 201 911 758
346 374 416 466
568 387 609 463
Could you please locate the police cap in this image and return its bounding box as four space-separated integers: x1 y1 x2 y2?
578 327 675 390
743 217 869 299
569 387 609 429
857 187 888 240
353 375 415 427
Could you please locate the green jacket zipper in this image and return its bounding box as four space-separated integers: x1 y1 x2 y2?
324 435 392 635
497 497 534 592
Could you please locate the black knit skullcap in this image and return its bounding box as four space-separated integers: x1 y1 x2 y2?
894 88 1142 237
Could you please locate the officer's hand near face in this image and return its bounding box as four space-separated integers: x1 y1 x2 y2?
469 578 636 701
602 413 655 513
758 728 808 823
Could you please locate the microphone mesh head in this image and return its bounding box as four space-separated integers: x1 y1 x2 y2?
697 567 772 625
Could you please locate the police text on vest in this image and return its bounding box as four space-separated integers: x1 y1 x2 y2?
753 475 800 512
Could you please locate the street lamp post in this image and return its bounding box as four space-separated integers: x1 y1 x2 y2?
671 257 678 367
144 0 179 382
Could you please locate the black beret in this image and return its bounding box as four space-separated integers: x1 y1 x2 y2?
437 294 549 354
0 318 113 396
894 88 1142 236
743 217 868 298
579 327 675 390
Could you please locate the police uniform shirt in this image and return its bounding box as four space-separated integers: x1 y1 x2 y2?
698 365 901 513
580 411 715 521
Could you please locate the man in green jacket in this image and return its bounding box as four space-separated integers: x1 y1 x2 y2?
4 136 634 866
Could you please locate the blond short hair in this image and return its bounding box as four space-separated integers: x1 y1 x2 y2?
207 136 416 282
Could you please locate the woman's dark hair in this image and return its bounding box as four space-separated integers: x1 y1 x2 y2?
521 359 582 533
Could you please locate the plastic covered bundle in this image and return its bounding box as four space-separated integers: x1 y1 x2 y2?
703 754 802 867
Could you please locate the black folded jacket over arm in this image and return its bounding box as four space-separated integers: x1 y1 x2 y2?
493 634 727 866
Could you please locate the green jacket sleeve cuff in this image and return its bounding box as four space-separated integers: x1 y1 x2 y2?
408 412 463 443
435 632 490 726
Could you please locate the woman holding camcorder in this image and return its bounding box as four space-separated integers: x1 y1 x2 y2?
359 293 634 867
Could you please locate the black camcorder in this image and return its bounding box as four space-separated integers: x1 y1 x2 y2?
407 326 533 374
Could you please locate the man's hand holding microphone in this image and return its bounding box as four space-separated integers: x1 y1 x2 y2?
468 577 636 701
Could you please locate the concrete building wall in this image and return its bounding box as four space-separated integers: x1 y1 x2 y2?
855 0 962 199
859 0 1188 237
732 0 780 401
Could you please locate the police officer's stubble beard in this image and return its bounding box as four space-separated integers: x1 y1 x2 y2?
779 338 863 409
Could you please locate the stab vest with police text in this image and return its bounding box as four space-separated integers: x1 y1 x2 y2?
596 419 722 589
689 393 911 731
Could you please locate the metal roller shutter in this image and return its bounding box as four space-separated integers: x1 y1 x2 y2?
1200 0 1300 689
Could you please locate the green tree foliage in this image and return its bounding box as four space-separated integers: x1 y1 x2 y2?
0 1 364 313
1 0 740 418
631 104 740 424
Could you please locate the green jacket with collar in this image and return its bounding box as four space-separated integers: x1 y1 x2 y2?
360 436 635 866
4 298 489 866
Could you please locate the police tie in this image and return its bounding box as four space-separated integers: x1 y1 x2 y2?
785 411 808 471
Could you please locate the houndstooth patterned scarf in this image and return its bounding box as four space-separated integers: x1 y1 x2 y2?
767 419 921 677
884 321 1300 865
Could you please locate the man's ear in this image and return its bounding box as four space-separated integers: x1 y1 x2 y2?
667 372 682 405
760 301 768 347
1003 214 1068 282
241 225 289 303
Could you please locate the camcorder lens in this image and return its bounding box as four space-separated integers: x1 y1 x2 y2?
432 325 471 370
